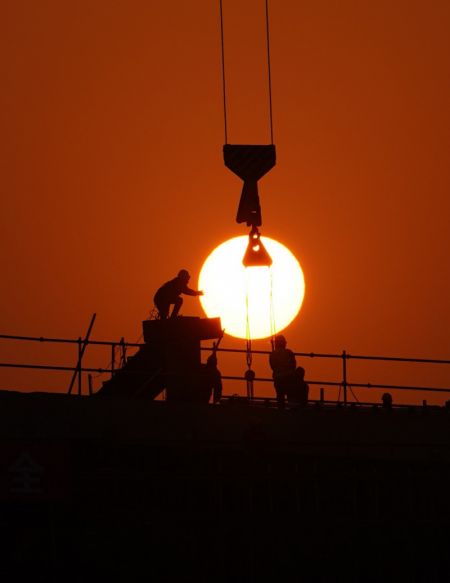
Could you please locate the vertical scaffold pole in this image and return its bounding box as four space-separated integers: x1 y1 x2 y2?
67 313 97 395
342 350 348 405
77 337 82 395
120 337 126 367
111 343 116 378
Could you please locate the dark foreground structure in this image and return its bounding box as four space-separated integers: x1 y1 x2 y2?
2 318 450 581
2 395 450 582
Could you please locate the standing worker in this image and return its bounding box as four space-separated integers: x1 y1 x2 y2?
153 269 203 319
206 353 223 404
293 366 309 407
269 335 297 408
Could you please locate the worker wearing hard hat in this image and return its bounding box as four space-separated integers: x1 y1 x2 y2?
269 335 297 408
153 269 203 319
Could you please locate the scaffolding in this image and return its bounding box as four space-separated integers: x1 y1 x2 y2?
1 331 449 407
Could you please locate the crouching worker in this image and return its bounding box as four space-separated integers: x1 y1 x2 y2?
153 269 203 319
291 366 309 407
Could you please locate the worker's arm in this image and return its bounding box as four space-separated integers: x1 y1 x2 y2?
182 285 203 297
290 350 297 369
269 352 275 371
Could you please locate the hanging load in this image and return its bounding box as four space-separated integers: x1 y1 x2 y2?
219 0 276 250
223 145 276 267
218 0 278 370
223 144 276 228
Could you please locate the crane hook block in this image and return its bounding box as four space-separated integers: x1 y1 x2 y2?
223 144 276 228
242 226 273 267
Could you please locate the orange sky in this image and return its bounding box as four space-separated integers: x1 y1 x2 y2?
1 0 450 403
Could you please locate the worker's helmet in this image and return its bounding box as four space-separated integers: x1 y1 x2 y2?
382 392 393 407
178 269 190 281
274 335 287 348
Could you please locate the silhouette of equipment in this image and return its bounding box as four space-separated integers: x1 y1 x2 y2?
224 144 276 228
220 4 276 269
97 317 222 402
242 226 273 267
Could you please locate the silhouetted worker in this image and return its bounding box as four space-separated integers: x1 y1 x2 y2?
206 354 223 404
382 392 393 410
269 335 297 408
153 269 203 319
187 356 223 404
290 366 309 407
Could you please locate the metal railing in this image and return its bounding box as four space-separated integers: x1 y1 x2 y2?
1 332 450 405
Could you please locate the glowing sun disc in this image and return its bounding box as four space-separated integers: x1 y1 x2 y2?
199 236 305 339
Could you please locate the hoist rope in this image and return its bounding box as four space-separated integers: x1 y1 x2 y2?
269 266 277 345
218 0 275 144
243 266 277 373
219 0 228 143
244 271 253 370
264 0 274 144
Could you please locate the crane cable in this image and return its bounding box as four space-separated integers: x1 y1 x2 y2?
219 0 276 381
245 280 252 370
264 0 274 144
219 0 228 144
269 266 277 347
244 266 277 369
219 0 274 144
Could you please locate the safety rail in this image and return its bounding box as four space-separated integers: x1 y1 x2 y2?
1 333 450 404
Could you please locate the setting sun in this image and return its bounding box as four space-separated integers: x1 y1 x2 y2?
199 236 305 339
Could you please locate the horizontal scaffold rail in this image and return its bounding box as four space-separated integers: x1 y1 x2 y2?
1 332 450 401
1 333 449 365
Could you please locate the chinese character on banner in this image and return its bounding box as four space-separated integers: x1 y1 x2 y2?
8 451 44 495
